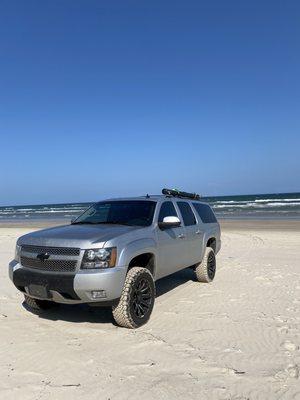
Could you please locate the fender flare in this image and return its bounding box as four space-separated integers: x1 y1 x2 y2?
118 238 157 274
202 232 217 253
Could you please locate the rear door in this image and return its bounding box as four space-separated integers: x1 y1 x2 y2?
156 201 187 279
176 201 203 265
192 202 220 253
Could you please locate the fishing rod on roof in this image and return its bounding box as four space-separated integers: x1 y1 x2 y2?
162 188 201 200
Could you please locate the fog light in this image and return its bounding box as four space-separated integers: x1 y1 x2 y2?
91 290 107 299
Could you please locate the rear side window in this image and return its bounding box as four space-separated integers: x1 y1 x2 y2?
177 202 196 226
193 203 217 223
158 201 178 222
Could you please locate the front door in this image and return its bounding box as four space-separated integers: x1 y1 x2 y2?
155 201 187 279
176 201 203 265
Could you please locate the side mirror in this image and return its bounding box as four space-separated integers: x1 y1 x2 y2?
158 216 181 229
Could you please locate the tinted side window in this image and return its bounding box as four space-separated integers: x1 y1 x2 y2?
158 201 178 222
193 203 217 223
177 202 196 226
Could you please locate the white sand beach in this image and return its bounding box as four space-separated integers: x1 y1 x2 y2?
0 221 299 400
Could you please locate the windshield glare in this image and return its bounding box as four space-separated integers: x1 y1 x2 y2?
73 200 157 227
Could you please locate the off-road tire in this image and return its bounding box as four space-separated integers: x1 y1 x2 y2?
112 267 155 329
24 294 56 311
195 247 216 283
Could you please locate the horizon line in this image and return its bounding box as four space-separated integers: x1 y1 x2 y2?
1 190 300 208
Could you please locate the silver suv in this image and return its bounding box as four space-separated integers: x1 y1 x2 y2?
9 189 221 328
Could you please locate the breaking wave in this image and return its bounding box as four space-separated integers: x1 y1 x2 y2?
0 193 299 220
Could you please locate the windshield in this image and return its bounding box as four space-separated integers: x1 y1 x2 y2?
72 200 157 227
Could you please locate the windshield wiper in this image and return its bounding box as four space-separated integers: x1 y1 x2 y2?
96 221 134 226
71 221 97 225
72 221 134 226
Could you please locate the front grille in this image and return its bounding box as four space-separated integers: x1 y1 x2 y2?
21 245 80 256
20 256 77 272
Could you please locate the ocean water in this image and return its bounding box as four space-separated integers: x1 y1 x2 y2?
0 193 299 222
204 192 300 219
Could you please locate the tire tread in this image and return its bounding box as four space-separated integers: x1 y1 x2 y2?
24 294 55 310
112 267 154 329
195 247 216 283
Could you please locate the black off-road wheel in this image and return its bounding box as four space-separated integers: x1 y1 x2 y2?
112 267 155 329
195 247 216 283
24 294 56 311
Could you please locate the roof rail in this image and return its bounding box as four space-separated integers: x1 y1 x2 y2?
162 188 201 200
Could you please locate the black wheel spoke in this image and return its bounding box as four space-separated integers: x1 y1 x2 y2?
138 280 146 291
207 252 216 279
131 275 153 319
140 299 150 307
137 304 144 316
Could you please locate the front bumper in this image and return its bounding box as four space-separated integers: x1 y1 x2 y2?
9 260 126 305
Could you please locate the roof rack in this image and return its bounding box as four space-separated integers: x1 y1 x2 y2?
162 188 201 200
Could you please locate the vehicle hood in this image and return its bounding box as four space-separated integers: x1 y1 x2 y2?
17 224 142 248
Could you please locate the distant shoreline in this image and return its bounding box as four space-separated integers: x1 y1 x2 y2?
1 191 300 209
1 218 299 232
0 192 299 222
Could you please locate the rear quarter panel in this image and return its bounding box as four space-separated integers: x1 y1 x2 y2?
203 222 221 254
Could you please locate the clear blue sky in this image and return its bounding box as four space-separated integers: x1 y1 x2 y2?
0 0 299 205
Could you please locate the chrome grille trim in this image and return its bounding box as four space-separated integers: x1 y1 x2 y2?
21 251 76 260
21 245 80 256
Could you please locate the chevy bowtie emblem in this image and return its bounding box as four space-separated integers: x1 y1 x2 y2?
37 253 50 261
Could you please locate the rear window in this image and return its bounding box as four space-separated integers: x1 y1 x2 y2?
192 203 217 223
177 202 196 226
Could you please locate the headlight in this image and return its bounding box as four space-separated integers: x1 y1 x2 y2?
15 244 21 262
81 247 117 269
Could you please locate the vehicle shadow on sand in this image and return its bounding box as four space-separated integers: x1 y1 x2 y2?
22 268 196 325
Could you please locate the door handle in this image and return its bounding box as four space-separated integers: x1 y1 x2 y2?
177 233 186 239
195 230 201 235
